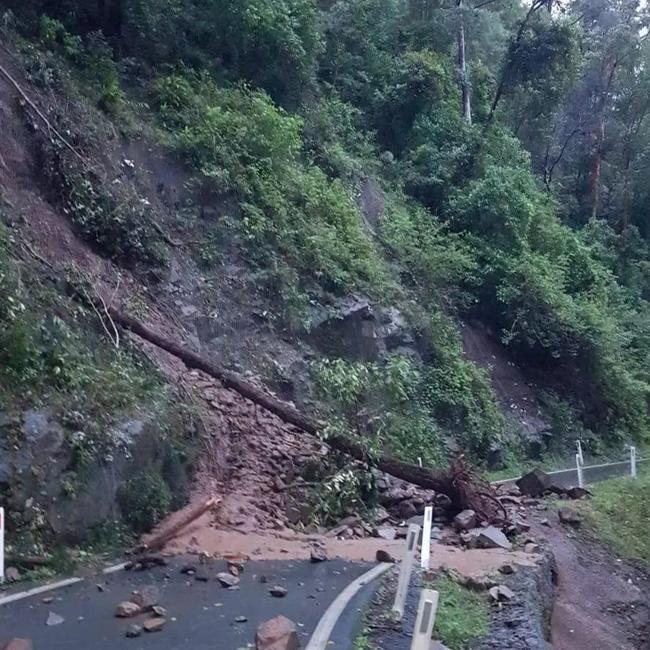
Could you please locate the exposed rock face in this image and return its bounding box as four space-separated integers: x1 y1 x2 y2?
307 297 421 362
255 615 301 650
0 409 192 543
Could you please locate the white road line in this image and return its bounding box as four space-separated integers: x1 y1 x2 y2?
305 562 393 650
0 577 83 606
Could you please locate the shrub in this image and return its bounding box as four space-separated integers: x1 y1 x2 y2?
118 469 173 534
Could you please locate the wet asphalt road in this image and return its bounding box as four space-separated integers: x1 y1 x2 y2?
0 558 375 650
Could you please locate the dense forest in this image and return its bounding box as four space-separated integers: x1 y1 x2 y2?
2 0 650 475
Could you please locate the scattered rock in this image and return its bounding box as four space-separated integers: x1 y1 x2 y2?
125 625 142 638
489 585 515 602
374 526 397 541
255 615 301 650
235 616 248 623
376 549 396 563
516 469 552 497
46 612 65 626
524 543 540 554
143 618 166 633
5 567 20 583
129 586 159 610
540 518 550 527
269 586 288 598
465 574 496 591
453 509 476 531
310 548 328 563
558 508 581 526
468 526 512 550
499 563 517 575
566 486 590 500
194 571 210 582
217 573 240 588
115 602 142 618
42 596 54 604
180 564 197 575
2 639 32 650
152 606 167 617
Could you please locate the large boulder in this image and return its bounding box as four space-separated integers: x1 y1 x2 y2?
256 615 301 650
453 509 476 531
516 468 552 497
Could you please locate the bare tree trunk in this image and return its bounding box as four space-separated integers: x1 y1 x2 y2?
458 0 472 124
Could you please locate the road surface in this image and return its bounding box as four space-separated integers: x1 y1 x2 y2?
0 558 377 649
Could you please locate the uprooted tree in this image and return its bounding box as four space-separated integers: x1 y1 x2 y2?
101 305 506 524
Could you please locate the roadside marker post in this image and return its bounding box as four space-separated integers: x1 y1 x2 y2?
631 446 637 478
392 523 420 620
576 454 584 488
0 506 4 584
417 457 423 468
410 589 439 650
576 440 584 466
420 506 433 570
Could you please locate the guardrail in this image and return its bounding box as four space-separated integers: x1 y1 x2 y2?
494 455 648 488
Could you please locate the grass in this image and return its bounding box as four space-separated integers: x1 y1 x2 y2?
353 628 371 650
578 469 650 568
430 575 491 649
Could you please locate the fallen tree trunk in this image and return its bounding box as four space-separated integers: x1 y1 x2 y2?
138 497 221 553
106 306 503 521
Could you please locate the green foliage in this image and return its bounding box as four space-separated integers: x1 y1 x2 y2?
154 73 390 303
430 575 491 649
422 312 504 457
578 470 650 568
117 469 173 534
312 349 500 462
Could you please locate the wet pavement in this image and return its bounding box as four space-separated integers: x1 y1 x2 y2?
0 558 375 649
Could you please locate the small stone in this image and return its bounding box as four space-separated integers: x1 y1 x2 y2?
152 606 167 617
453 509 476 531
129 586 159 610
5 567 20 583
46 612 65 626
269 585 288 598
558 508 581 525
143 618 166 633
115 602 142 618
499 564 517 575
194 571 209 582
376 549 396 563
42 596 54 604
96 583 105 592
2 640 32 650
310 547 328 563
180 564 197 575
524 543 540 554
234 615 248 623
125 624 142 638
217 572 240 588
374 527 397 541
489 585 515 602
540 518 551 527
465 575 496 591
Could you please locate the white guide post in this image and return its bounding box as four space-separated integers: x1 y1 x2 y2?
392 523 420 620
421 506 433 570
0 506 4 584
410 588 440 650
576 440 584 466
630 446 637 478
576 453 584 488
417 457 423 468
